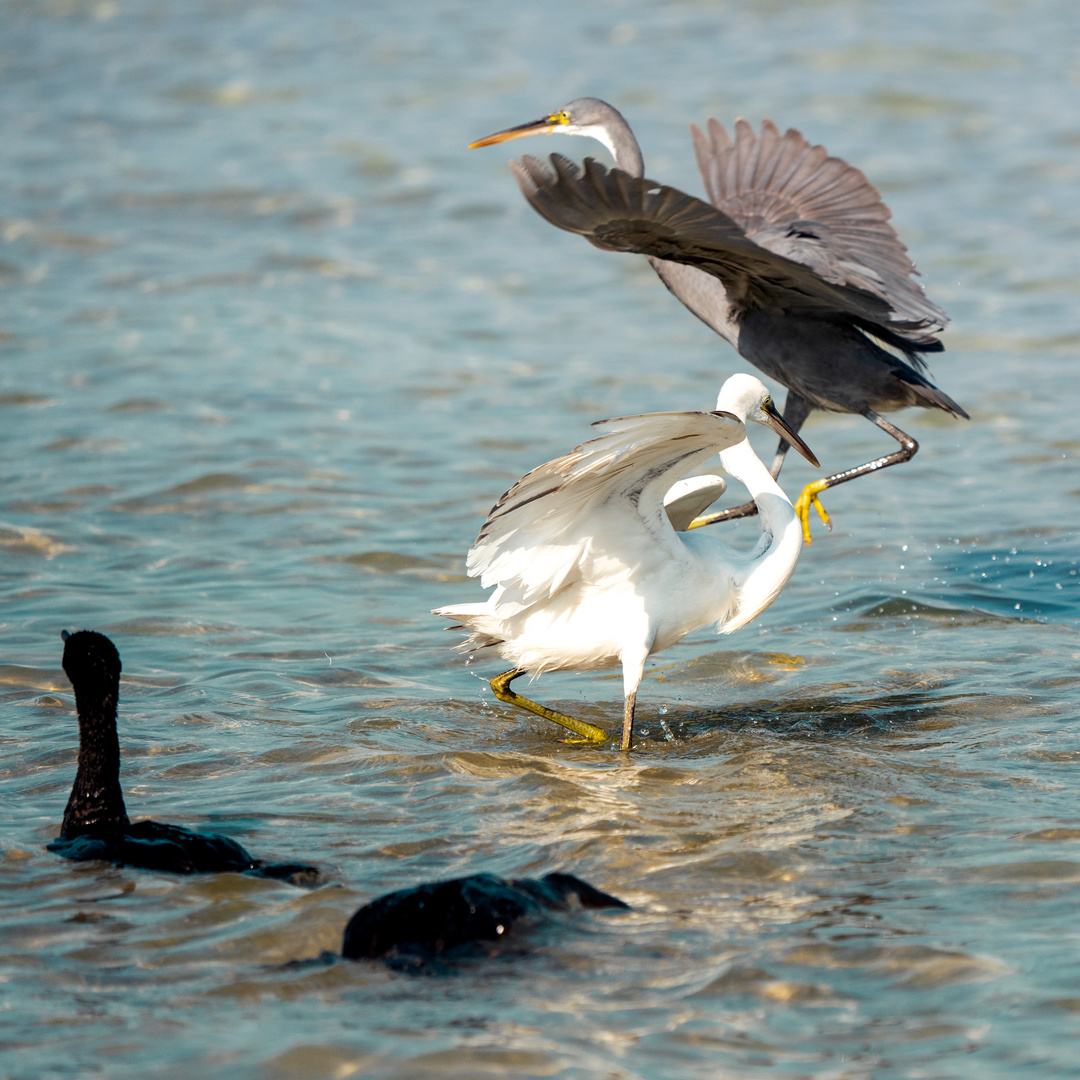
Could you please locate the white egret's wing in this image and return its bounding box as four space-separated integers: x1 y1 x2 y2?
664 474 727 531
691 118 948 336
510 154 942 346
469 410 745 606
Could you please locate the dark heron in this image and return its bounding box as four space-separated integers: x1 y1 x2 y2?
470 98 968 542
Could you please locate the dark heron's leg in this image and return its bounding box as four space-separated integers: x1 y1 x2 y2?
790 410 917 543
489 669 610 745
689 407 920 544
688 391 814 528
767 392 814 480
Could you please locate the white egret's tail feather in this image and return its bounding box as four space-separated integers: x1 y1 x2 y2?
432 603 504 651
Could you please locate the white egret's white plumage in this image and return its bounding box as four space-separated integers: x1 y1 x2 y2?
434 374 818 751
663 474 727 532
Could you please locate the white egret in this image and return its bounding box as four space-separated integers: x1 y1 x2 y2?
434 374 818 751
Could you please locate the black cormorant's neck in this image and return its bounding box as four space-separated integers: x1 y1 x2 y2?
62 677 129 838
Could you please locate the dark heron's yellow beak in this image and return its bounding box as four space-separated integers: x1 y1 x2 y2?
469 113 566 149
762 399 819 467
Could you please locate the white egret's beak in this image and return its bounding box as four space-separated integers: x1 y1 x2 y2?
762 400 819 467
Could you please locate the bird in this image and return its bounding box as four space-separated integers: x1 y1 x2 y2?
663 473 727 531
433 373 818 751
470 98 968 542
48 629 319 884
342 871 628 970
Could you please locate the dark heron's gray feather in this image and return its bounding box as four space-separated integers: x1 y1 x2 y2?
511 153 942 350
691 118 947 340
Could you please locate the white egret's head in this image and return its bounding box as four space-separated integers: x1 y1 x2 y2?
716 374 819 467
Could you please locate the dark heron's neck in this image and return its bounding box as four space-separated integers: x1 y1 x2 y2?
62 677 129 838
561 98 645 177
611 133 644 178
595 102 645 178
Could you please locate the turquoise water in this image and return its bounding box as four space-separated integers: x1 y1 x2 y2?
2 0 1080 1076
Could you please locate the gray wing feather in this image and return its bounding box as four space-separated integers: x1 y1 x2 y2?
510 154 941 342
691 119 947 334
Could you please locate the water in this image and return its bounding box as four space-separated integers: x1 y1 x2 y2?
2 0 1079 1075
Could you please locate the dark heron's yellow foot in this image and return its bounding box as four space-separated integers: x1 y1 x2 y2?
793 480 834 545
490 669 610 745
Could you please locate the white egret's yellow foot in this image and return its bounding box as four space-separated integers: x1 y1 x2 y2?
793 480 834 545
490 669 610 745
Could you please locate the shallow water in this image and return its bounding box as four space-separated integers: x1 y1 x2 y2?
2 0 1079 1076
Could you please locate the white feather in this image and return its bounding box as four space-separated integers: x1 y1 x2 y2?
434 374 809 740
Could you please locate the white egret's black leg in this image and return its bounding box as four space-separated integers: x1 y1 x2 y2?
489 669 610 745
620 690 636 752
688 391 813 528
616 650 650 753
791 410 917 543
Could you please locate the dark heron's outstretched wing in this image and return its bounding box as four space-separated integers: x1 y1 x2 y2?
510 154 943 350
692 118 947 336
